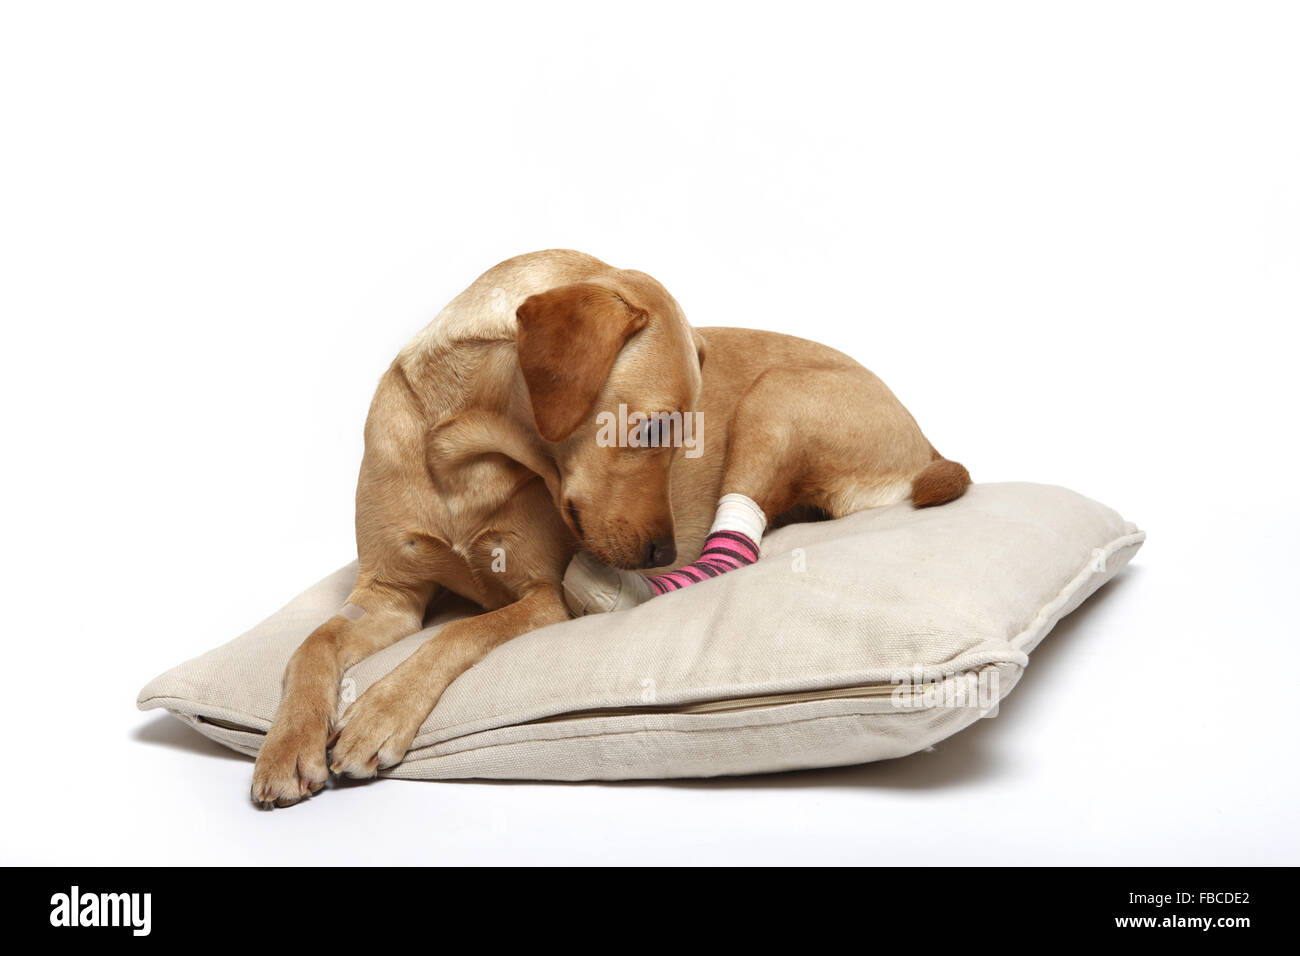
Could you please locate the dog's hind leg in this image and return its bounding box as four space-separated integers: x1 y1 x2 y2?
251 575 437 808
717 365 940 518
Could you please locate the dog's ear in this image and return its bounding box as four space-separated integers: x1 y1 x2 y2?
516 282 649 442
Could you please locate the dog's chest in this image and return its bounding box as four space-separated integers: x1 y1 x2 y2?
417 450 545 608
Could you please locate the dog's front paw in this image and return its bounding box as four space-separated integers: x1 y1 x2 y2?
328 681 424 779
251 716 330 809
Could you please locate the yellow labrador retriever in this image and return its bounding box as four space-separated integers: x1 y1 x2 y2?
252 249 968 807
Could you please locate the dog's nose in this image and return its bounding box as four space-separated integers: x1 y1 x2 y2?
644 538 676 569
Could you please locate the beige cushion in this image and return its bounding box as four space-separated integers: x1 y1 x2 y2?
136 482 1143 780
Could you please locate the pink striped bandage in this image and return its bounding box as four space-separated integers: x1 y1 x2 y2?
647 530 761 595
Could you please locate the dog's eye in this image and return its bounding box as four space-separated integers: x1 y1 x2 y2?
628 412 677 450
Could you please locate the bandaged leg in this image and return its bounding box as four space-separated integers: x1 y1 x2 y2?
563 494 767 615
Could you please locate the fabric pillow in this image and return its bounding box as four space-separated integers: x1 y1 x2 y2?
137 482 1143 780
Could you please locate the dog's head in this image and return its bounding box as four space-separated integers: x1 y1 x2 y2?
516 271 705 570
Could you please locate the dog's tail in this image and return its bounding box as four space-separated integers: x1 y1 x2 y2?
911 449 971 508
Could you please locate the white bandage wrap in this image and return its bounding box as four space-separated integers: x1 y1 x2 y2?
339 602 367 622
708 493 767 543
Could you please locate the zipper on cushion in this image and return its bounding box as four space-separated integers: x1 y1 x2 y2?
529 681 940 723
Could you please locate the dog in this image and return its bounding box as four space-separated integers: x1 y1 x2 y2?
251 249 969 807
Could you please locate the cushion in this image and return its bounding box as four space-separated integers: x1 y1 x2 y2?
136 482 1143 780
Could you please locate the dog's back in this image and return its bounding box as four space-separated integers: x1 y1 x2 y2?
398 249 612 363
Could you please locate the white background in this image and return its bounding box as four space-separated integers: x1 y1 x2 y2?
2 2 1296 865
